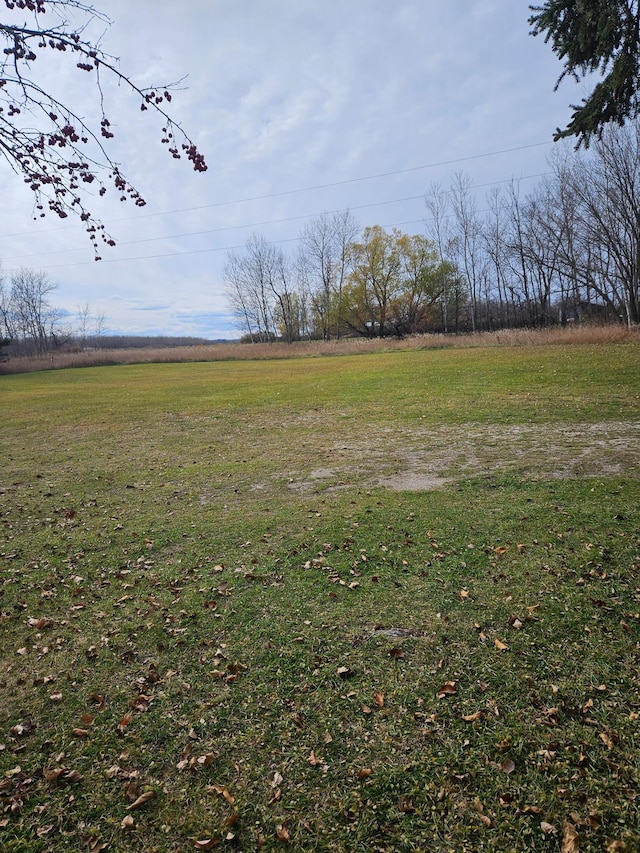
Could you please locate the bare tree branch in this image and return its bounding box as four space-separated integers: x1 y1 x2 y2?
0 0 207 258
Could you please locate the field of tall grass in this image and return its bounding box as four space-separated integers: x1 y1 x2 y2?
1 323 637 375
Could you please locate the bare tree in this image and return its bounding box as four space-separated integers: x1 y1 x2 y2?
570 122 640 324
543 151 592 320
271 247 298 344
224 245 272 343
0 264 14 340
449 172 486 331
76 301 90 344
1 1 206 257
224 234 302 343
484 186 512 328
7 268 61 353
424 183 456 333
93 307 107 339
298 210 358 340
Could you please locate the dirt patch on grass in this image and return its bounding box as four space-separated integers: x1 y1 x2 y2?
379 472 452 491
286 420 640 493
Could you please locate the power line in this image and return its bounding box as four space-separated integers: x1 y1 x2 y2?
1 172 549 264
0 207 515 272
103 140 554 219
1 140 553 240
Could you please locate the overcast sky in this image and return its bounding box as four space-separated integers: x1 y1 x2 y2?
0 1 591 339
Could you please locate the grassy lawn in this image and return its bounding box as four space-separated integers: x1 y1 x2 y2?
1 340 639 852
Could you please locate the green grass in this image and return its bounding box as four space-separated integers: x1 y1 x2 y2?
1 341 639 852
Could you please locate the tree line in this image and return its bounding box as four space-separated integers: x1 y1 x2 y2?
3 119 639 355
225 120 640 341
0 270 222 357
0 268 107 357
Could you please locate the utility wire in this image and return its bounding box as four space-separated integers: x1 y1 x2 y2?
0 208 509 272
1 172 549 264
1 140 553 240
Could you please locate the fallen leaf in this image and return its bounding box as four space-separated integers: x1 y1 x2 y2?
43 767 83 784
308 751 321 766
271 770 283 788
126 790 155 810
544 707 560 725
337 666 353 678
462 711 482 722
501 758 515 774
121 815 134 829
89 694 106 711
276 824 290 842
494 639 509 651
28 617 53 629
389 647 405 660
356 768 372 779
494 546 508 556
561 820 580 853
374 690 384 708
36 825 54 837
541 821 557 835
10 719 36 737
599 729 618 749
606 842 627 852
522 805 543 816
118 712 133 733
209 785 235 805
436 681 457 699
194 839 220 850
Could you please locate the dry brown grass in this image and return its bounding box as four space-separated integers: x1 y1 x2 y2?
1 322 637 375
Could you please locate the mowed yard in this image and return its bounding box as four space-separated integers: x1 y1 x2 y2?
1 340 639 852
